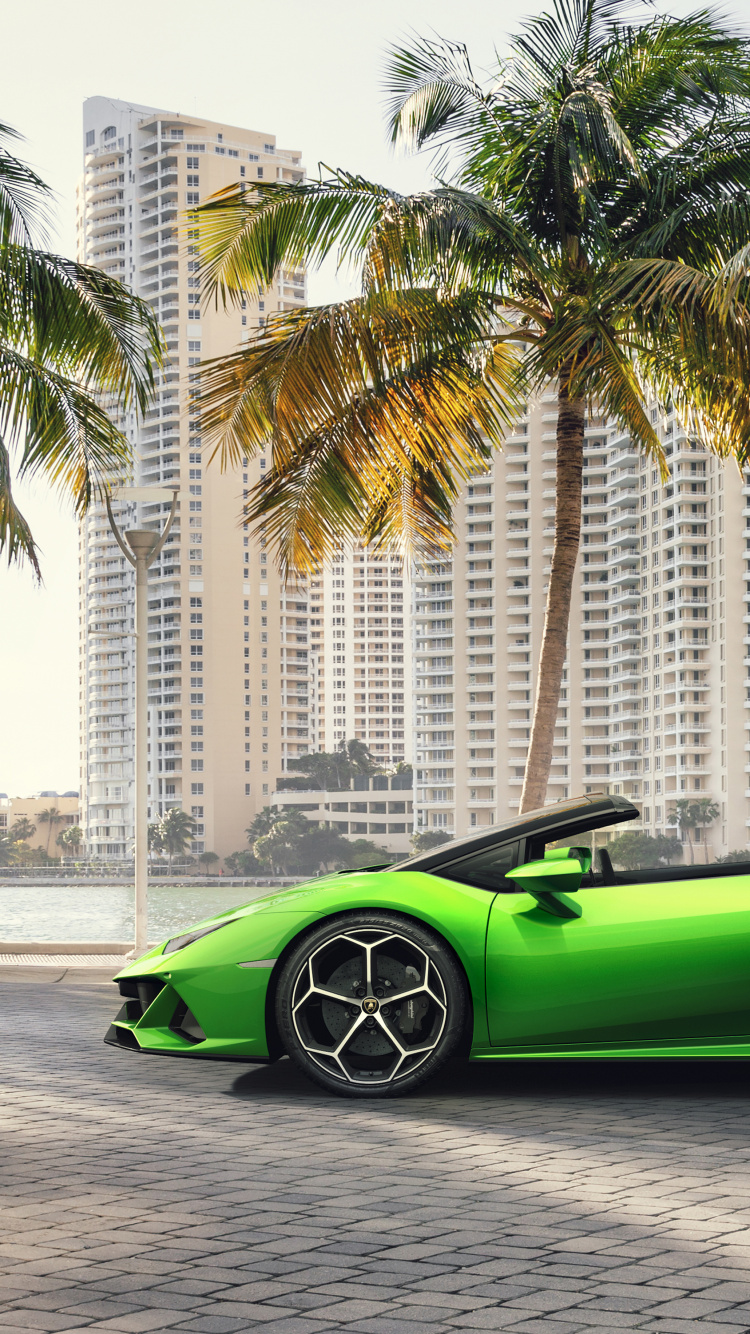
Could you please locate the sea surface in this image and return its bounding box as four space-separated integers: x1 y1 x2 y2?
0 883 276 942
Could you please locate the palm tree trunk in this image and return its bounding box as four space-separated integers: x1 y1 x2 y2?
520 377 585 813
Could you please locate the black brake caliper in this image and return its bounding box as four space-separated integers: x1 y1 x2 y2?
398 994 430 1037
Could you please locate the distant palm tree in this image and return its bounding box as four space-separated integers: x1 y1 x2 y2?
158 807 197 874
667 799 699 865
691 798 720 863
0 121 162 578
195 0 750 811
57 825 83 858
8 817 35 843
37 807 64 857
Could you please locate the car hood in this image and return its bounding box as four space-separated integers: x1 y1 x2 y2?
136 870 383 961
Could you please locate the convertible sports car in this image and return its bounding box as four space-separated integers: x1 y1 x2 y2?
106 792 750 1097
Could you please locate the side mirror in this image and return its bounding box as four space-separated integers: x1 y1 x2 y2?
506 850 586 918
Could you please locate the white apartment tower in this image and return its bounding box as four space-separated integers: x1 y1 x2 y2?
313 546 411 768
77 97 311 860
414 394 749 859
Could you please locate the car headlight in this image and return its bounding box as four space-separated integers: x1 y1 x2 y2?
163 918 239 956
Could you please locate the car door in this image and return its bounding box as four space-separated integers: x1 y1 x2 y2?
486 870 750 1048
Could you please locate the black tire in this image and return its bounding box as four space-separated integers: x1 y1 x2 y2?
275 911 468 1098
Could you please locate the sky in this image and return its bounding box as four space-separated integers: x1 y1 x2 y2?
0 0 720 796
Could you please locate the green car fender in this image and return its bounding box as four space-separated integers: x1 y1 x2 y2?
113 872 495 1059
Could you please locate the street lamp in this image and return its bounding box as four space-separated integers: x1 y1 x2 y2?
105 485 180 956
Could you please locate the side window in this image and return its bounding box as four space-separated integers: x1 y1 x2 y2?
434 841 520 892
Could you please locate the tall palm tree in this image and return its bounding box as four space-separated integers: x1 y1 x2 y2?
37 807 64 857
158 807 197 874
0 122 162 577
667 798 699 865
691 797 720 863
194 0 750 811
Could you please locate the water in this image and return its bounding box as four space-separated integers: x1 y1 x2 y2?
0 883 277 943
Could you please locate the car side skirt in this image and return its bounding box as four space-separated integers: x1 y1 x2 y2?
470 1039 750 1059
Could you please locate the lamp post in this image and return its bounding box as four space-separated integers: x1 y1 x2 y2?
105 487 179 955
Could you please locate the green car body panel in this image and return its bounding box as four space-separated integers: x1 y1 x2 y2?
111 872 494 1060
107 795 750 1069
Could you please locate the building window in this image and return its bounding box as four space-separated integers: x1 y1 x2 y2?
191 783 204 795
257 167 264 179
86 129 95 147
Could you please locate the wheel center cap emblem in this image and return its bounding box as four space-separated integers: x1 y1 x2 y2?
362 997 379 1015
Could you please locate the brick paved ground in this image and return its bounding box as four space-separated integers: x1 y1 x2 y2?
3 977 750 1334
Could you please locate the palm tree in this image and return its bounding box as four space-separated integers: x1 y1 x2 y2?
8 817 35 843
667 799 699 865
147 822 165 869
195 0 750 811
57 825 83 858
691 798 720 864
245 806 281 842
37 807 64 857
0 121 162 577
158 807 197 874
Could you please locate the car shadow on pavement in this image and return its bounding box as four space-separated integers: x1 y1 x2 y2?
228 1055 750 1103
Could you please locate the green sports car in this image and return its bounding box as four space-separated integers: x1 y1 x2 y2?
106 793 750 1097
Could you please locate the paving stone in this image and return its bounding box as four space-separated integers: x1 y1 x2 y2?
7 980 750 1334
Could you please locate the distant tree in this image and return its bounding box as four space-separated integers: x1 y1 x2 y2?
158 807 197 873
198 851 220 874
253 810 311 875
225 848 261 875
245 807 283 842
340 738 380 776
392 762 413 776
608 831 682 871
653 834 683 867
57 825 83 856
276 775 315 792
344 838 395 868
667 799 699 865
9 817 35 843
37 808 64 857
0 835 19 866
691 798 720 862
286 739 382 791
410 830 451 853
715 850 750 865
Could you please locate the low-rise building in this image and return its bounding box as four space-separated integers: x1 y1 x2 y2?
270 772 414 855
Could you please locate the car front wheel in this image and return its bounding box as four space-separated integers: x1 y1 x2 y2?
275 911 468 1097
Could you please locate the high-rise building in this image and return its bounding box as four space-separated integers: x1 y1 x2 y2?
77 96 309 861
413 393 749 859
313 545 411 768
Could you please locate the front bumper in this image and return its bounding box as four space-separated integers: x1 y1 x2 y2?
104 964 276 1063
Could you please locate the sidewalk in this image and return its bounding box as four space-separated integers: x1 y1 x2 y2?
0 941 139 981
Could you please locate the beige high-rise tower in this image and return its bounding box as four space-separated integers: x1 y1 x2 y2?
77 97 310 861
413 395 749 861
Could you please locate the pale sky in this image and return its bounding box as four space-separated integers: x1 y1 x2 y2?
0 0 720 795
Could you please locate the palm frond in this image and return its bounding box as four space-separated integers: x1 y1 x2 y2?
0 436 41 580
199 290 524 571
194 174 401 304
0 123 51 247
0 247 163 413
0 347 131 516
384 33 498 158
